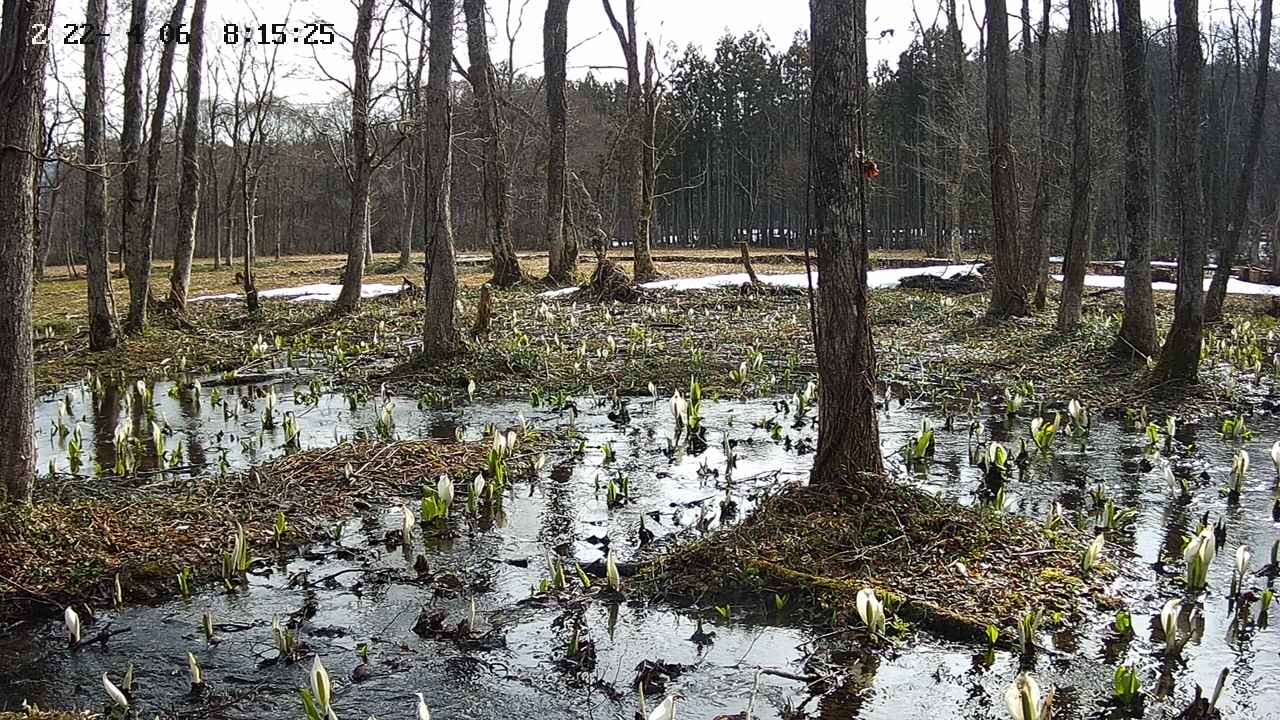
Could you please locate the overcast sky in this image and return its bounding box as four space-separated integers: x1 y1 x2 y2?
34 0 1219 111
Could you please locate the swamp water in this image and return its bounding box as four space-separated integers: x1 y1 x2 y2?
2 372 1279 719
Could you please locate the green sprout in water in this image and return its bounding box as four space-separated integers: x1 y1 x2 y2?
1112 666 1141 707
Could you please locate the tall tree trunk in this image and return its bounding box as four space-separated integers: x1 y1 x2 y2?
120 0 149 333
1031 0 1052 307
84 0 117 351
1115 0 1157 356
0 0 54 506
334 0 376 313
985 0 1031 318
32 102 46 281
603 0 657 280
1055 0 1092 331
809 0 883 484
945 0 965 262
1205 0 1272 321
1154 0 1207 381
168 0 205 310
544 0 576 284
422 0 460 358
639 41 659 267
132 0 187 325
463 0 525 287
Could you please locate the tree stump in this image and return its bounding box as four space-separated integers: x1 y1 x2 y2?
472 283 493 336
738 241 762 286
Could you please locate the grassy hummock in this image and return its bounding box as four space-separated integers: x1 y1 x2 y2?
644 473 1101 643
0 437 504 621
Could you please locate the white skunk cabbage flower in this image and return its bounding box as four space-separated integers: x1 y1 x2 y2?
187 651 203 685
606 552 622 592
472 474 486 501
64 606 81 644
401 503 416 539
1004 673 1046 720
1081 534 1105 574
647 693 677 720
436 475 454 513
416 693 431 720
1232 449 1249 478
1271 441 1280 474
1183 527 1217 588
310 656 332 709
1067 399 1087 427
1233 545 1252 593
669 391 688 425
1160 599 1182 650
855 588 885 636
103 672 129 708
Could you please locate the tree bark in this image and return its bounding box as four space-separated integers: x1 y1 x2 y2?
1154 0 1207 381
31 102 45 281
544 0 576 284
84 0 118 351
168 0 205 310
1205 0 1272 321
463 0 525 287
603 0 657 280
120 0 149 333
1055 0 1092 331
639 41 659 267
134 0 188 315
1115 0 1157 356
422 0 461 358
0 0 54 506
809 0 883 484
985 0 1031 318
334 0 376 313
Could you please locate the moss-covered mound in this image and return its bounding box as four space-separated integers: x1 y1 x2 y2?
644 474 1101 643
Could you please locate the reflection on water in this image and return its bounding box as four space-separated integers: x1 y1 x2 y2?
5 376 1280 718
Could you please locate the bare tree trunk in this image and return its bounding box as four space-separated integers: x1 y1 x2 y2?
0 0 54 506
944 0 965 262
422 0 461 358
1155 0 1207 381
603 0 657 280
1205 0 1272 321
120 0 149 333
1115 0 1157 356
809 0 883 484
985 0 1031 318
84 0 118 351
464 0 525 287
639 41 659 267
1055 0 1092 331
544 0 575 284
32 103 46 282
168 0 205 310
334 0 376 314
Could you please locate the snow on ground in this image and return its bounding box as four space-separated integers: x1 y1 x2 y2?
1053 273 1280 297
540 263 984 298
190 283 404 304
1048 256 1214 270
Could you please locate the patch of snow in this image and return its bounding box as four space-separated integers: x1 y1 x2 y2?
540 263 984 298
190 283 405 304
1048 256 1212 270
1052 274 1280 297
